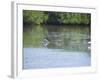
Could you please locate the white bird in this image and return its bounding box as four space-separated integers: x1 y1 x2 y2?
88 46 91 50
42 39 49 48
88 41 91 44
88 41 91 50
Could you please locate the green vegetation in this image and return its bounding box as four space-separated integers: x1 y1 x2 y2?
23 10 91 25
23 10 48 25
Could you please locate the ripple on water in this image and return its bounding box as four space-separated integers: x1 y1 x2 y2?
23 48 91 69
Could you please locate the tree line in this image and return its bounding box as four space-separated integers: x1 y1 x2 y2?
23 10 91 25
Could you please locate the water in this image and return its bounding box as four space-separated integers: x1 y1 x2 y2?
23 25 91 69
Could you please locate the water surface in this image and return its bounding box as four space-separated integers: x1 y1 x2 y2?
23 25 91 69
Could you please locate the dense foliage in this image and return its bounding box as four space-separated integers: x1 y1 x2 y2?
23 10 48 24
23 10 91 25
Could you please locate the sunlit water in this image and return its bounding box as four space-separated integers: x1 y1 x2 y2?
23 25 91 69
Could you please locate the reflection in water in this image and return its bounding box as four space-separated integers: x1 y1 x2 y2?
23 25 90 52
23 25 91 69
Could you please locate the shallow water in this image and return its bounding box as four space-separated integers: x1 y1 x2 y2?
23 48 90 69
23 25 91 69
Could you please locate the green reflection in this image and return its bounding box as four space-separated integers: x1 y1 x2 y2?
23 25 90 52
23 25 48 47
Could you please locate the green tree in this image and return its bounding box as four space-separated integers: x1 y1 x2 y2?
23 10 48 25
81 14 91 24
57 12 90 25
23 10 90 25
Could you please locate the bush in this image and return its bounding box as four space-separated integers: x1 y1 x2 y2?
23 10 48 25
23 10 90 25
